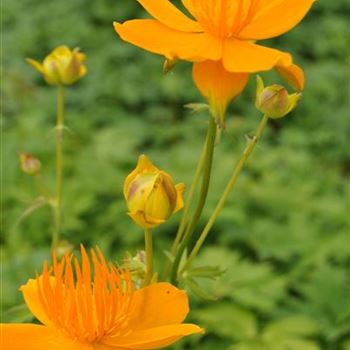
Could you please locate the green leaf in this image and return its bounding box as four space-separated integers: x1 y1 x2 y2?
268 338 320 350
287 265 350 341
187 265 225 280
186 278 217 301
184 103 209 113
13 196 50 230
230 340 267 350
193 247 287 312
163 250 175 263
2 304 33 323
342 339 350 350
194 303 257 340
229 316 320 350
263 316 320 339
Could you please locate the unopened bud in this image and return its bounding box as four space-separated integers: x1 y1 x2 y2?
123 251 147 285
19 153 41 175
55 240 74 258
124 155 185 229
27 45 87 86
163 57 178 74
255 76 301 119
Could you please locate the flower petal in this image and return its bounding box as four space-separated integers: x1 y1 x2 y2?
20 278 53 327
181 0 196 16
239 0 315 40
128 210 165 229
137 0 202 32
114 19 222 61
193 60 249 125
50 45 72 57
223 39 292 73
26 58 44 73
174 183 185 213
124 155 158 199
95 344 127 350
128 282 190 330
103 324 203 349
137 154 159 173
0 324 92 350
276 63 305 91
102 283 203 348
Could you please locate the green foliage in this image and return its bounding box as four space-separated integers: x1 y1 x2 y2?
2 0 350 349
190 247 287 312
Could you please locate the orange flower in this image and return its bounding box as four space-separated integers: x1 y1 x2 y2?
1 246 203 350
114 0 314 125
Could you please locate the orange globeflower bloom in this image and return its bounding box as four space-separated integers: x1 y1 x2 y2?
1 246 203 350
114 0 314 125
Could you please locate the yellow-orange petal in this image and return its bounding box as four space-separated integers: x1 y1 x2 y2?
276 63 305 91
42 54 61 85
238 0 315 40
103 324 203 349
128 210 165 229
128 282 190 330
157 171 178 209
114 19 222 61
20 277 54 327
124 155 158 199
174 183 185 213
181 0 196 17
0 324 93 350
26 58 44 73
95 344 127 350
223 39 292 73
137 0 202 32
77 51 86 62
79 64 88 79
137 154 159 173
50 45 72 57
193 60 249 125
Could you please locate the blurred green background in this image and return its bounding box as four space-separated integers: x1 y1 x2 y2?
2 0 350 349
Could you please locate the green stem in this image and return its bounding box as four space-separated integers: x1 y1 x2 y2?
52 85 65 249
182 114 269 272
163 136 207 278
174 141 207 250
144 228 154 286
170 116 217 284
34 173 50 197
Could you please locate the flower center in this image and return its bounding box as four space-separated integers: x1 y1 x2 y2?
36 247 134 343
191 0 259 38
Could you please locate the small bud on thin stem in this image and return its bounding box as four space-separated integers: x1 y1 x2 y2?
182 114 269 274
19 153 42 175
255 76 301 119
163 57 178 74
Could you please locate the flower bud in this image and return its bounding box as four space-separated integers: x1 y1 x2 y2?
123 251 147 286
163 57 178 74
27 46 87 86
55 240 74 259
19 153 41 175
124 155 185 229
255 76 301 119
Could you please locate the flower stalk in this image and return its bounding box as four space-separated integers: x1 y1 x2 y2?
181 114 269 273
170 115 217 284
163 135 207 278
52 84 65 249
144 228 154 286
